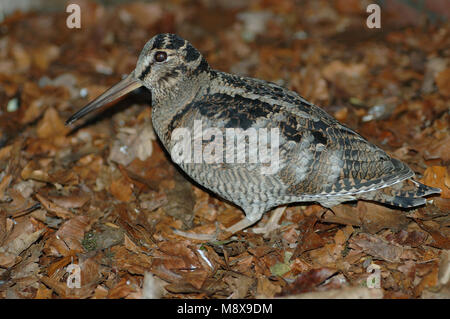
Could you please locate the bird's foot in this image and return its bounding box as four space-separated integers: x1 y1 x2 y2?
172 216 263 242
251 206 286 238
172 227 218 241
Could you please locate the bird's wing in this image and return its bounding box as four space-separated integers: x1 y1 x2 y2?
275 114 414 197
166 75 413 197
224 75 415 197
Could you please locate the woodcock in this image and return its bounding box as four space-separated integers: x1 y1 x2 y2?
66 33 441 238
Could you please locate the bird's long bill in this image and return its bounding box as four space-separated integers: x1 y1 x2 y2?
65 73 142 125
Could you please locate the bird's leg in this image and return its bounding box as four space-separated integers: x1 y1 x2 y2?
251 206 286 237
173 211 264 241
216 216 261 240
172 218 255 241
224 217 259 234
172 227 218 241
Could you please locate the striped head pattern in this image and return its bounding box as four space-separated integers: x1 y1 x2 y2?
134 33 209 92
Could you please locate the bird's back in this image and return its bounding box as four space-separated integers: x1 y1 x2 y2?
156 69 434 212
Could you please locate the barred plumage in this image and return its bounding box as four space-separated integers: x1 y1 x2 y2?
66 33 441 238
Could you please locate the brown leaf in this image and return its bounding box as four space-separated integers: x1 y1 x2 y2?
40 276 70 298
435 68 450 97
109 123 156 166
0 210 7 245
319 201 409 233
386 230 427 248
31 44 60 70
290 258 313 275
163 171 196 229
415 219 450 249
0 174 12 201
420 166 450 199
21 162 79 185
9 242 42 286
279 268 337 295
154 241 210 289
1 188 35 216
0 217 44 269
0 252 19 268
92 285 109 299
0 228 44 256
308 225 353 267
110 245 152 275
36 194 74 219
432 197 450 212
35 284 53 299
334 0 365 14
322 60 368 98
21 161 51 183
36 107 69 139
46 193 90 209
425 136 450 162
415 263 439 297
224 274 253 298
110 175 134 202
120 2 163 28
292 216 324 258
45 216 90 256
47 170 80 186
47 255 76 277
256 276 282 298
349 233 404 263
79 257 101 287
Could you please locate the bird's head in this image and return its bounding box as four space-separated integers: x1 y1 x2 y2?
66 33 209 125
135 33 209 92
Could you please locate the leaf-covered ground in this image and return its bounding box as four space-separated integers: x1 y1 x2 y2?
0 0 449 299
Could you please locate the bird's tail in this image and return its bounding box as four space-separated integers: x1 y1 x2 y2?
357 179 441 208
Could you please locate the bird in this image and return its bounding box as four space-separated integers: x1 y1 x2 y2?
66 33 441 239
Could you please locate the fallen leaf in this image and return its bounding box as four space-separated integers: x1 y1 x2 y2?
224 274 253 298
420 166 450 199
386 230 427 248
36 107 69 139
415 263 439 297
279 268 337 295
45 216 90 256
31 44 60 70
109 123 156 166
256 275 282 298
292 216 324 258
120 2 163 28
36 194 74 219
435 68 450 97
318 201 409 233
0 228 44 255
110 175 134 202
349 233 404 263
415 219 450 249
35 284 53 299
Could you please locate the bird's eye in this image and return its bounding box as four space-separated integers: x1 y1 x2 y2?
154 51 167 63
